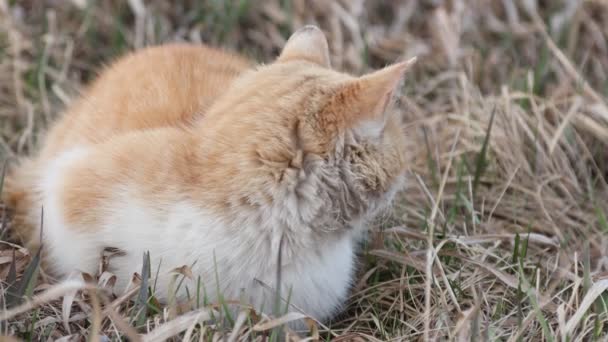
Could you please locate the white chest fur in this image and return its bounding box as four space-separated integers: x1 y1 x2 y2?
39 148 356 322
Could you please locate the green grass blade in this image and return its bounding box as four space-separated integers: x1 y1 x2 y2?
21 250 41 300
473 106 497 196
213 252 234 326
7 246 41 308
0 158 8 197
596 206 608 233
272 234 285 341
521 226 531 260
512 233 521 264
26 309 39 342
196 275 202 309
518 263 554 341
4 250 18 306
152 257 162 294
135 251 151 327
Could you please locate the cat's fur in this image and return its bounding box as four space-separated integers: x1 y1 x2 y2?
4 26 415 323
5 43 251 248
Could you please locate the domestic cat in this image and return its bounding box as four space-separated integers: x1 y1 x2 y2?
4 26 415 325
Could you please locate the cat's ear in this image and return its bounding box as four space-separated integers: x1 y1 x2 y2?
277 25 331 67
339 58 417 138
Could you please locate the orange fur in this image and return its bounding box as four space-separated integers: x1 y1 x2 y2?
49 57 413 237
4 43 250 248
40 43 251 159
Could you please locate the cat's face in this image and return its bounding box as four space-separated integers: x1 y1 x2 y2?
200 26 415 233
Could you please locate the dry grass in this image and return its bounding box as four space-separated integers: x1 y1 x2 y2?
1 0 608 340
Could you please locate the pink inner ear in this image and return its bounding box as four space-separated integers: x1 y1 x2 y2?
377 90 395 117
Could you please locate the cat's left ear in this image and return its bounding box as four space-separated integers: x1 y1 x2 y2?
340 58 417 138
277 25 331 67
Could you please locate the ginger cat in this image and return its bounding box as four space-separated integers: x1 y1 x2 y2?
4 26 415 324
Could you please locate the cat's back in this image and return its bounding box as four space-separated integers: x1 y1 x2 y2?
41 43 252 158
3 43 252 249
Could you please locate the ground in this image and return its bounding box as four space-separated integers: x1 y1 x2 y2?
1 0 608 341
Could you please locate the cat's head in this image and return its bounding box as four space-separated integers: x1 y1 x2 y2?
200 26 415 234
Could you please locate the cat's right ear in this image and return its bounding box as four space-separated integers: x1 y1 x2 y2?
277 25 331 68
335 58 417 139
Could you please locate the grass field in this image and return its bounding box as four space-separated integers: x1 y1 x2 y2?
1 0 608 340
